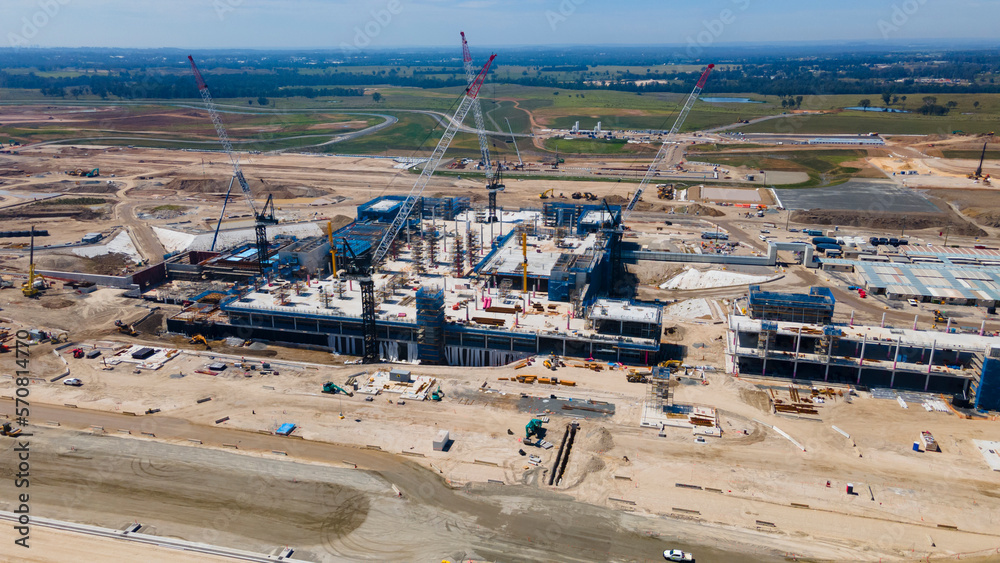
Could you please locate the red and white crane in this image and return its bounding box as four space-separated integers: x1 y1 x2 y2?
188 55 276 275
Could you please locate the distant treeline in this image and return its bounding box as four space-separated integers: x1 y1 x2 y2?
4 47 1000 99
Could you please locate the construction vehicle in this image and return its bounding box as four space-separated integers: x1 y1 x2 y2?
969 142 989 180
189 56 277 276
934 310 948 323
115 320 138 336
71 348 85 359
21 226 45 298
85 168 100 178
431 386 444 401
525 418 544 442
189 334 211 350
656 184 676 200
49 331 69 344
322 381 354 397
539 188 554 199
626 369 649 383
339 54 496 364
582 192 598 201
571 192 583 199
1 422 22 438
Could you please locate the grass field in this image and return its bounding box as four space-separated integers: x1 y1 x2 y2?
941 149 1000 159
695 149 866 188
543 137 638 155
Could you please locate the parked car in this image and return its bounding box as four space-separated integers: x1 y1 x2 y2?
908 299 919 307
63 378 83 387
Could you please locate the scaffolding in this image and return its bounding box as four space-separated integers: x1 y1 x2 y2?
748 286 836 324
646 368 673 413
816 325 843 362
416 286 445 365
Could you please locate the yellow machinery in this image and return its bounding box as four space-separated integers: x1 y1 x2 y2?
115 320 138 336
189 334 211 350
521 231 528 292
21 226 43 298
933 310 948 323
538 188 554 199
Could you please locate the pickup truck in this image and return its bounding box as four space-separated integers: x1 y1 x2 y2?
663 549 694 561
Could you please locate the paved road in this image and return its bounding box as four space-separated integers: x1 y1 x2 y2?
0 403 778 563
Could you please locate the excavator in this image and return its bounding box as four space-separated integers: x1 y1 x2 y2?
322 381 354 397
525 418 545 443
933 310 949 324
189 334 211 350
539 188 554 200
115 320 138 336
431 385 444 401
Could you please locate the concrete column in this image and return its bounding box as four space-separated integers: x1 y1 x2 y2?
824 337 833 382
857 335 867 385
881 312 886 328
563 340 566 356
913 315 918 330
792 329 802 379
890 338 901 388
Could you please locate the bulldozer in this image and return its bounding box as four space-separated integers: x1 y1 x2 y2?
189 334 211 350
322 381 354 397
626 369 649 384
582 192 598 201
115 320 138 336
1 422 22 438
933 310 948 323
656 184 676 200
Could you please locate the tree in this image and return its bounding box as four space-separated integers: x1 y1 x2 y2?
248 99 253 105
371 91 382 103
881 91 892 106
974 101 981 109
795 95 803 108
781 99 789 108
946 100 958 109
892 95 899 105
859 99 871 110
257 96 269 106
922 96 937 106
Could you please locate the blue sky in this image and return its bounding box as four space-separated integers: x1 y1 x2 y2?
3 0 997 49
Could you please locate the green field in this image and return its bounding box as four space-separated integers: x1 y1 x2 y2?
941 149 1000 159
695 149 866 188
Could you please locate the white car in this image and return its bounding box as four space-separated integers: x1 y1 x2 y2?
908 299 918 307
63 378 82 387
663 549 693 561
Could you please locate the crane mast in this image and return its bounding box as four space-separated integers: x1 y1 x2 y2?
369 54 496 268
188 55 276 276
461 32 492 176
622 64 714 224
344 54 496 364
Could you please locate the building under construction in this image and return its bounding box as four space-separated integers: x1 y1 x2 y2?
166 196 664 366
727 313 1000 410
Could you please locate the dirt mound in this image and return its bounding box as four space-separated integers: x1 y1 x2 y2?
135 311 165 334
738 386 772 413
791 206 986 237
164 177 327 199
41 298 75 309
673 204 724 217
582 426 615 453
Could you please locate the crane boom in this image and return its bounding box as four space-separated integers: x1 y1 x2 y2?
505 117 522 166
461 32 492 176
187 55 261 219
622 64 714 223
370 54 497 267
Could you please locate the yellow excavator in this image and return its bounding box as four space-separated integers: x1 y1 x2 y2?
189 334 211 350
538 188 554 200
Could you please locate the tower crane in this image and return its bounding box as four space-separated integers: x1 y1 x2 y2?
462 32 503 222
341 54 496 364
188 55 277 276
603 64 714 279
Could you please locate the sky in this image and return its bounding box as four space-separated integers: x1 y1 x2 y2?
3 0 998 50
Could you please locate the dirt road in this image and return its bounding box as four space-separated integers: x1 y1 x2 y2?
0 405 779 563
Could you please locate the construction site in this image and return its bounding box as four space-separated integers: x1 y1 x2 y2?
4 37 1000 563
